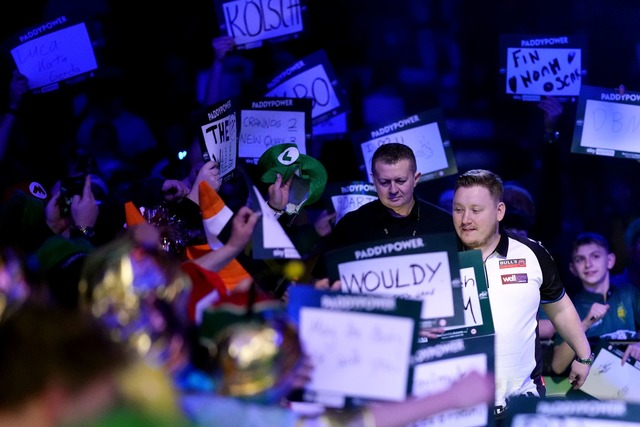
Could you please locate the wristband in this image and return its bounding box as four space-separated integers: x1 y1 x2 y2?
266 201 285 218
574 352 595 365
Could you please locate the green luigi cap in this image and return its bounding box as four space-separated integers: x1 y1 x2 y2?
258 143 328 212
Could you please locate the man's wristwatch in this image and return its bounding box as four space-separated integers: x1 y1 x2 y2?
574 352 595 365
71 225 95 239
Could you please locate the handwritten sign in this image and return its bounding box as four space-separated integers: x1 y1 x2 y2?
355 109 457 183
265 50 349 124
287 286 422 404
195 98 238 180
215 0 306 49
581 345 640 402
410 335 494 427
500 34 586 101
338 252 451 320
10 17 98 92
323 181 378 224
571 85 640 160
431 250 495 342
324 233 464 327
411 353 489 427
238 98 311 159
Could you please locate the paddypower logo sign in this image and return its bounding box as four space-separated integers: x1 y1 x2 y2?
354 238 425 260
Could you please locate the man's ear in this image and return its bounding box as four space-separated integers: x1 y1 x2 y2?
496 202 506 222
414 172 422 185
607 252 616 270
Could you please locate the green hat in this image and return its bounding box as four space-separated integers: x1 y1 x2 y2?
258 144 327 214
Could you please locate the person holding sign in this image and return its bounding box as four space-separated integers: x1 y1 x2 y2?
186 303 495 427
551 232 640 374
312 143 455 285
452 169 592 421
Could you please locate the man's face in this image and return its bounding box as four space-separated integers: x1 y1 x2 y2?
453 185 504 251
372 160 420 215
570 243 614 287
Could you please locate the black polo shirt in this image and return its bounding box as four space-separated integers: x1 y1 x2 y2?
312 198 455 279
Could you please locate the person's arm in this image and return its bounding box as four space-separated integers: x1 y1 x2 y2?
190 206 259 272
313 371 494 427
551 302 609 374
544 293 592 387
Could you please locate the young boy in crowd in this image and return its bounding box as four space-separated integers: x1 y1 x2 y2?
551 232 640 374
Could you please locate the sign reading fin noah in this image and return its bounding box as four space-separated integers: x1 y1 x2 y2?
324 233 464 326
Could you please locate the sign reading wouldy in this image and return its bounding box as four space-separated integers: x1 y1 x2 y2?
214 0 307 49
264 49 349 124
571 84 640 160
237 97 312 161
286 286 422 406
354 108 457 183
8 16 98 93
499 34 587 101
324 233 464 328
194 98 238 181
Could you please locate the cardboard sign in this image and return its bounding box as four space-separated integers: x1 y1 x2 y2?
580 344 640 402
215 0 307 49
354 108 457 183
323 181 378 224
265 50 349 124
237 97 311 160
287 286 422 406
324 233 464 327
410 335 495 427
9 16 98 92
571 84 640 160
499 34 587 101
430 250 495 342
195 98 238 180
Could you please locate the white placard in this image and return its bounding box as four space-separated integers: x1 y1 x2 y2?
410 353 488 427
330 194 377 223
581 347 640 402
579 99 640 153
300 306 414 401
266 64 340 120
361 122 448 182
238 109 306 158
505 47 582 96
11 22 97 90
221 0 304 47
338 252 453 320
200 113 237 178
